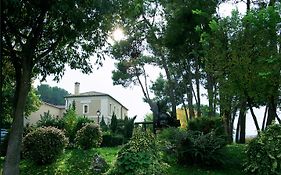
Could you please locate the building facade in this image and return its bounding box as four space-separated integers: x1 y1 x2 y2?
25 102 65 126
65 82 128 124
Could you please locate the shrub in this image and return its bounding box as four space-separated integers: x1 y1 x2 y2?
22 127 68 165
100 116 108 132
244 124 281 175
73 116 94 134
110 113 118 133
158 127 226 167
23 125 36 137
101 134 124 147
63 109 94 143
107 129 168 175
187 116 227 141
123 116 136 140
157 127 187 164
177 130 226 167
75 123 102 150
36 111 65 129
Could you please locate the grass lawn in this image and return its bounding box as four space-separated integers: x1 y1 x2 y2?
0 144 246 175
1 147 120 175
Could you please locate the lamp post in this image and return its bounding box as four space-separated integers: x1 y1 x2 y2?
96 110 101 124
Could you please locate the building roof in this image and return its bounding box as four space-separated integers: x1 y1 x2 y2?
65 91 128 110
43 101 65 109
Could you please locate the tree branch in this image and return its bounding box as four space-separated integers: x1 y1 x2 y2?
37 35 62 60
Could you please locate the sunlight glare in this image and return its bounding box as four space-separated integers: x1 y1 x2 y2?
112 28 125 42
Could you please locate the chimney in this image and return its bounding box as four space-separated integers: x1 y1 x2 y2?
74 82 80 95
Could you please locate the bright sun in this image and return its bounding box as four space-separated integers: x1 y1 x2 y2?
112 28 125 41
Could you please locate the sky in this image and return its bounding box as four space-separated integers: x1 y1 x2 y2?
34 2 269 136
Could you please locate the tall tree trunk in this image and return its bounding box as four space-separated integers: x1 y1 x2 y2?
162 60 177 119
186 63 194 119
230 104 238 143
237 101 246 144
262 106 268 131
246 95 260 131
207 73 214 117
181 97 189 123
223 109 232 143
195 58 201 117
213 83 218 117
235 114 241 143
247 0 251 11
4 67 31 175
266 95 278 127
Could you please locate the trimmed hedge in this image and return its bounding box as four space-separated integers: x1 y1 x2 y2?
22 127 68 165
187 117 227 142
101 134 124 147
75 123 102 150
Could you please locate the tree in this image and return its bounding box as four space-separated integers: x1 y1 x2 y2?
1 60 41 129
110 113 118 134
37 84 69 105
100 115 108 132
201 3 281 142
2 0 118 174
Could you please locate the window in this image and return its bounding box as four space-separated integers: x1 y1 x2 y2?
83 104 89 114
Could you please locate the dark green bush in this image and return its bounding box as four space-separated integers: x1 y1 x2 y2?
22 127 68 165
101 134 124 147
110 113 118 133
73 116 94 134
157 127 187 164
187 117 227 141
244 124 281 175
75 123 102 150
100 116 108 132
158 127 226 167
123 116 136 140
107 129 168 175
178 130 226 166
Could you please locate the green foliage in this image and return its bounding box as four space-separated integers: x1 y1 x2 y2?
158 127 226 167
75 123 102 150
37 84 69 105
157 127 187 164
23 125 37 137
244 124 281 175
101 134 124 147
187 117 227 141
63 108 94 144
72 116 94 136
36 111 65 129
100 115 108 132
2 80 41 128
110 113 118 133
22 127 68 165
123 116 136 140
107 129 168 175
178 130 226 167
